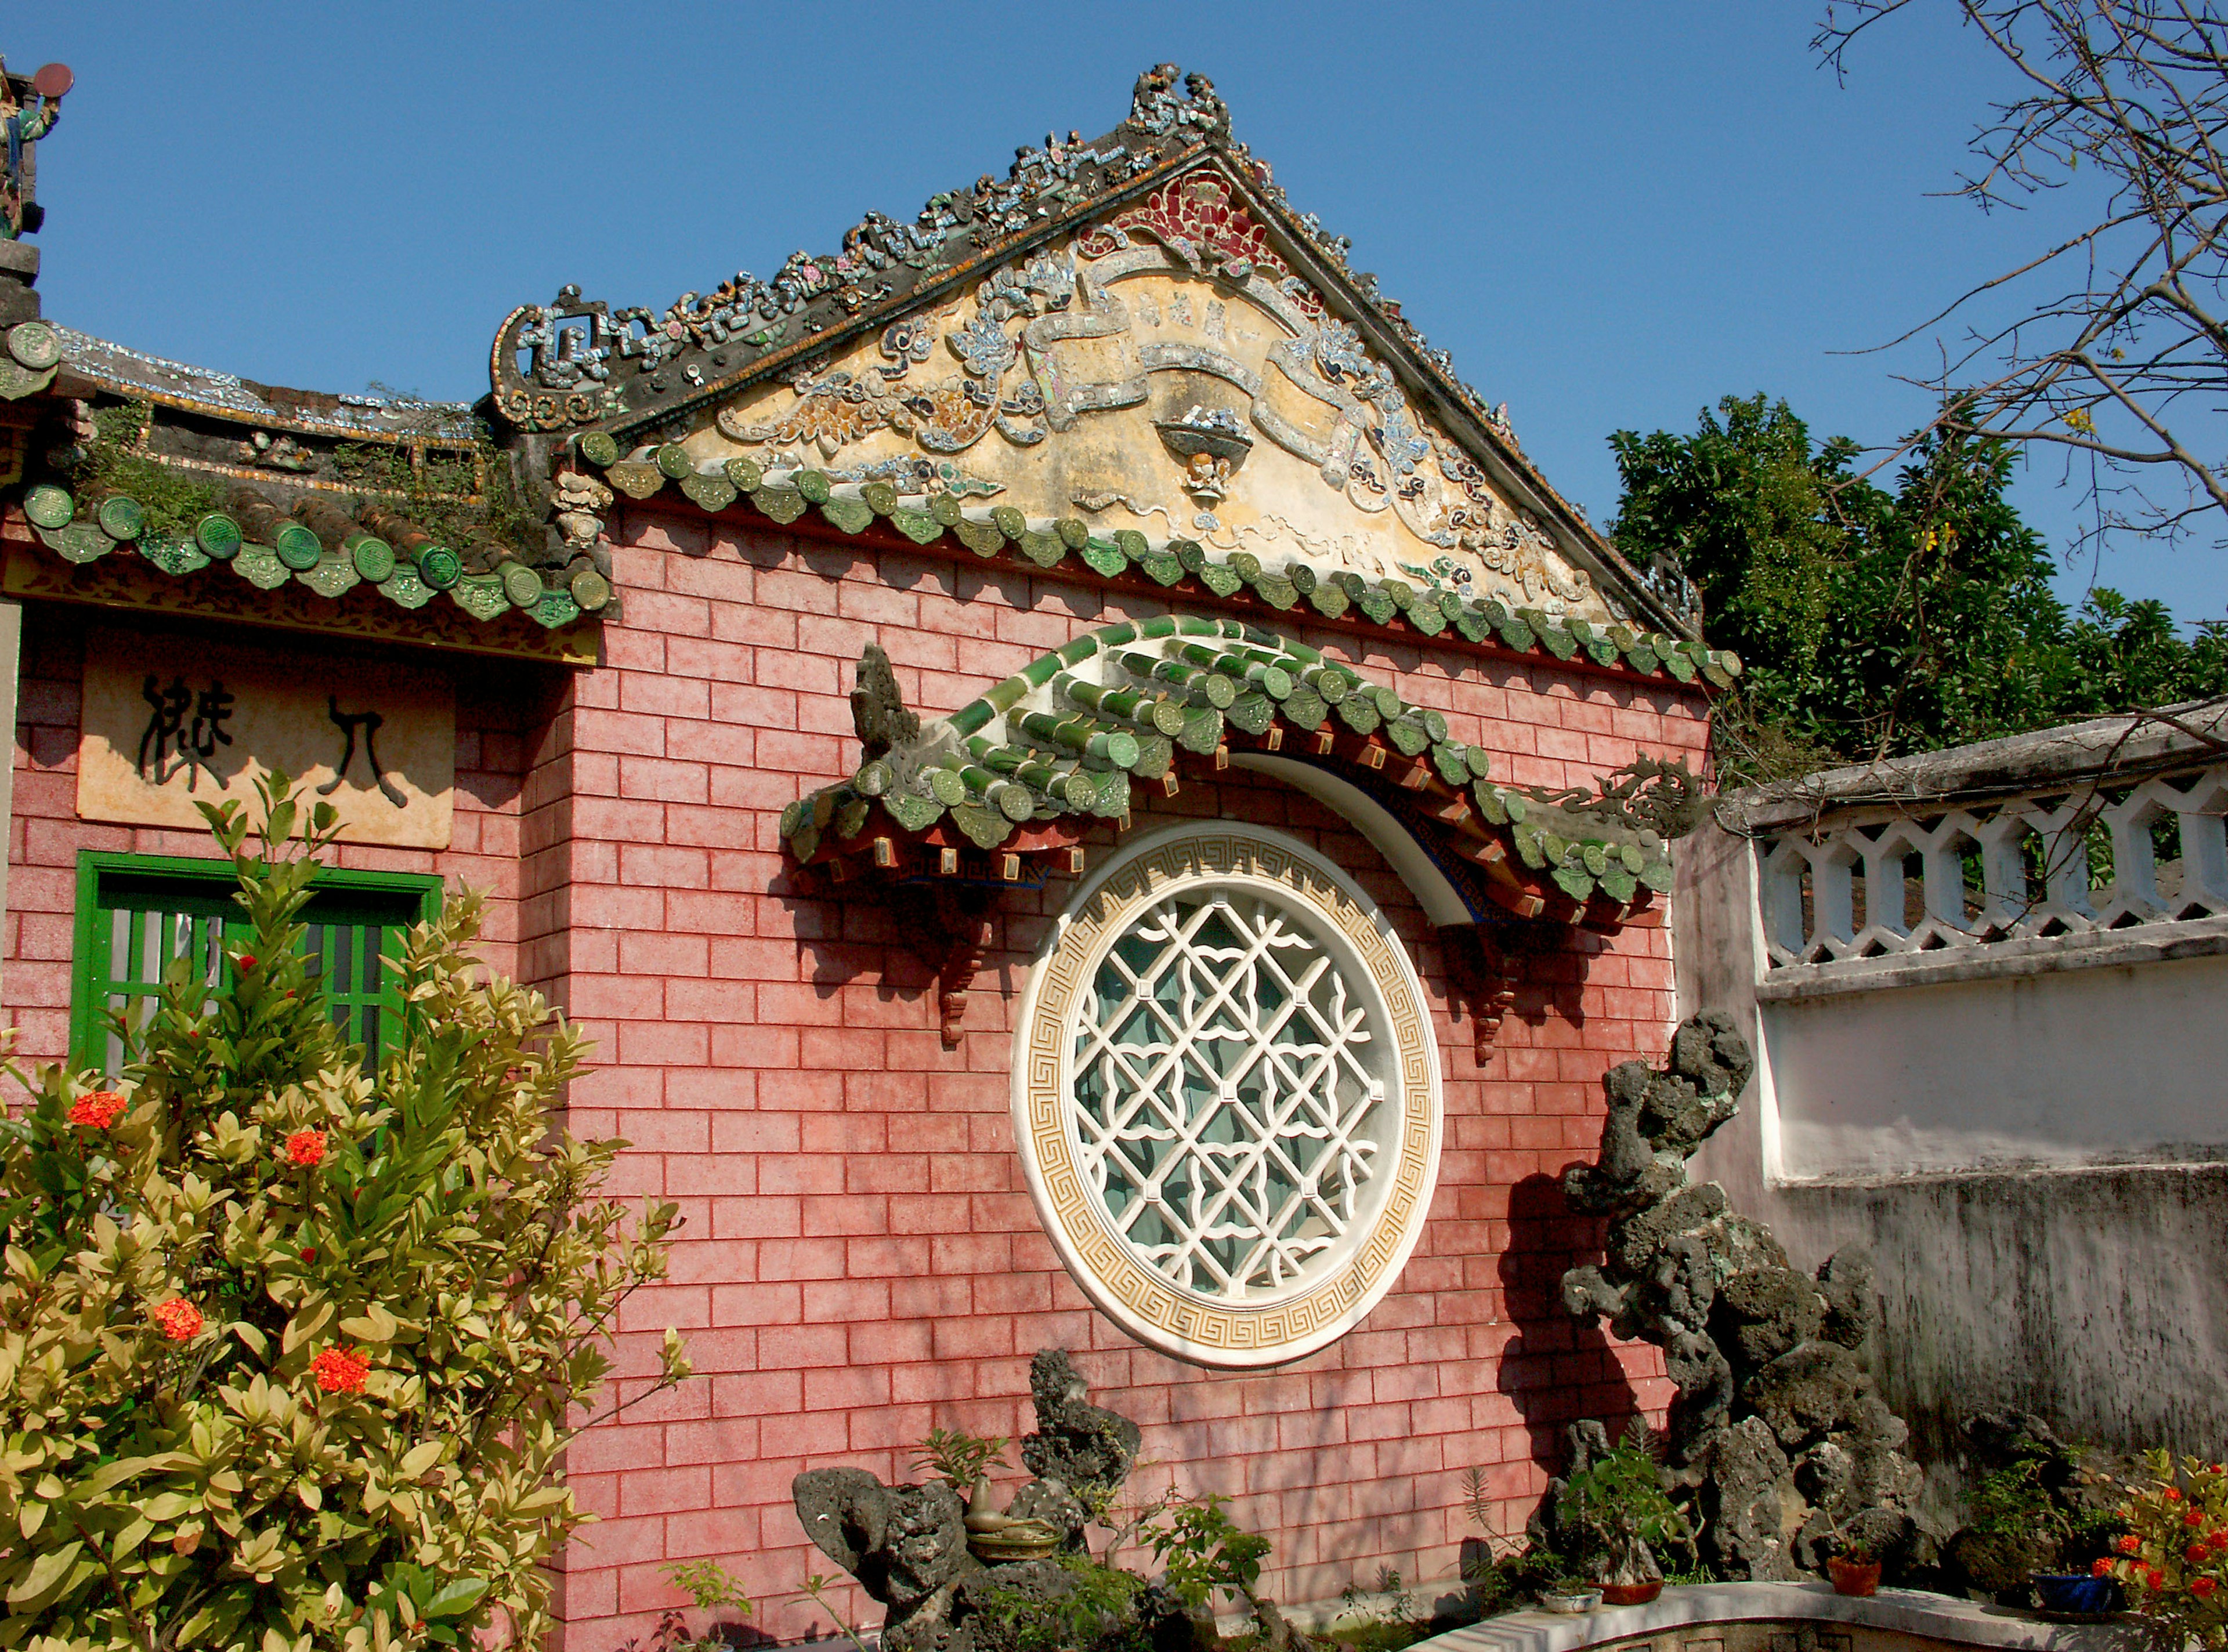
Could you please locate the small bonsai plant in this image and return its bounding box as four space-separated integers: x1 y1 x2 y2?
2097 1451 2228 1646
1948 1426 2127 1602
1560 1436 1694 1589
1820 1516 1883 1597
913 1425 1013 1491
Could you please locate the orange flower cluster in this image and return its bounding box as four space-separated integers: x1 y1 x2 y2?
150 1298 203 1341
310 1347 370 1394
2104 1454 2228 1648
285 1129 327 1167
68 1091 126 1129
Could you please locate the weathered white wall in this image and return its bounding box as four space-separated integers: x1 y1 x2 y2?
1765 954 2228 1178
1673 817 2228 1461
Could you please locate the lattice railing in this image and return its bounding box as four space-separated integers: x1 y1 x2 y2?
1757 762 2228 969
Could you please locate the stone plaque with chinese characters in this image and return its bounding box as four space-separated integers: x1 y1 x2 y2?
77 629 454 849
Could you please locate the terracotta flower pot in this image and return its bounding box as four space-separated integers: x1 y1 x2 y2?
1600 1579 1664 1606
1829 1555 1883 1597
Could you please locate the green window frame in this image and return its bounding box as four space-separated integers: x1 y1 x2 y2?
70 851 442 1077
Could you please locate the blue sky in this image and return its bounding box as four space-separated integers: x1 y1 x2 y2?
17 1 2224 622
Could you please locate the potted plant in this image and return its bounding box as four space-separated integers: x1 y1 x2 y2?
1946 1429 2126 1608
1559 1437 1691 1607
1827 1541 1883 1599
1536 1577 1603 1614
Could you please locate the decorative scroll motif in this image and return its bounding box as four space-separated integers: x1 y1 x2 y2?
1126 63 1231 141
692 187 1605 612
1757 763 2228 970
1072 883 1391 1301
494 286 654 432
1014 824 1442 1367
484 67 1232 432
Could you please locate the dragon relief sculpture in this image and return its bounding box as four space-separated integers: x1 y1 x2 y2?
686 174 1602 616
486 65 1674 621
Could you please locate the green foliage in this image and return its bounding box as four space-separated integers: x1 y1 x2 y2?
327 427 538 557
983 1552 1146 1652
620 1560 753 1652
68 390 541 560
1337 1567 1425 1647
798 1574 874 1652
1458 1468 1558 1611
1325 1622 1429 1652
0 777 688 1651
1963 1448 2119 1568
1143 1492 1271 1609
1459 1545 1554 1615
912 1427 1012 1490
1558 1440 1694 1562
1611 394 2228 780
664 1558 753 1617
79 401 227 539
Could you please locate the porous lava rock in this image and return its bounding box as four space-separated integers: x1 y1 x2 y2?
1021 1348 1142 1502
793 1349 1315 1650
1558 1011 1925 1581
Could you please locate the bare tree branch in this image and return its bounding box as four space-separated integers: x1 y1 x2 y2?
1818 0 2228 552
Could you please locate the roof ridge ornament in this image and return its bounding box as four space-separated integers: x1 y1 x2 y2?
1123 64 1230 142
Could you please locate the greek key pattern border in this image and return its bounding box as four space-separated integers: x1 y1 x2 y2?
1020 827 1441 1360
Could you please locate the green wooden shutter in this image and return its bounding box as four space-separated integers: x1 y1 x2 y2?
71 853 440 1077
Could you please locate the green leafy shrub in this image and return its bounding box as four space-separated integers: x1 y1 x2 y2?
983 1552 1145 1652
912 1428 1012 1491
1143 1492 1271 1610
1558 1439 1694 1566
2101 1451 2228 1649
79 400 227 538
0 779 688 1651
613 1561 753 1652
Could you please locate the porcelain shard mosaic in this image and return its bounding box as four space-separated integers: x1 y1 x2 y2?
1073 885 1391 1301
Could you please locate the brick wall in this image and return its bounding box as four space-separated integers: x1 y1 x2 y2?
534 508 1709 1647
3 606 544 1063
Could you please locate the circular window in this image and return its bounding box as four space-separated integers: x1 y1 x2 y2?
1013 824 1442 1367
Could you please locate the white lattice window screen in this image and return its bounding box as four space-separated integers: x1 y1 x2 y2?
1070 888 1392 1302
1755 763 2228 969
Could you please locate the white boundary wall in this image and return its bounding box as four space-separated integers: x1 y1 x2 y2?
1670 702 2228 1460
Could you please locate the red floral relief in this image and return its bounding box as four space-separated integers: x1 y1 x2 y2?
1077 171 1325 323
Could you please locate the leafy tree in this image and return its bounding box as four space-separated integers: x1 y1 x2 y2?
1612 394 2228 779
0 779 687 1651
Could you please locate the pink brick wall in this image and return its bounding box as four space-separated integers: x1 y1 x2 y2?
531 509 1709 1648
3 607 545 1063
4 510 1711 1649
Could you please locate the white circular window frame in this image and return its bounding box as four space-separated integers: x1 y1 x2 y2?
1012 821 1444 1368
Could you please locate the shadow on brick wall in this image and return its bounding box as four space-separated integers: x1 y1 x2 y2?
1494 1172 1641 1492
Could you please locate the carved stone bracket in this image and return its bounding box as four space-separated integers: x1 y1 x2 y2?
888 882 998 1050
1439 921 1551 1064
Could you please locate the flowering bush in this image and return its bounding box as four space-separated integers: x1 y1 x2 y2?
0 779 688 1650
2101 1451 2228 1648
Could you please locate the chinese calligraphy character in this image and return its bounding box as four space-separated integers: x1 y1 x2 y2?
321 697 406 808
136 675 232 790
187 683 234 788
136 675 187 782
